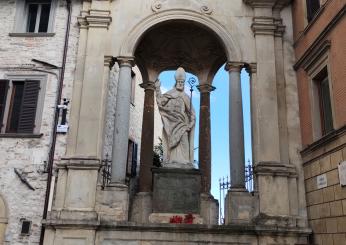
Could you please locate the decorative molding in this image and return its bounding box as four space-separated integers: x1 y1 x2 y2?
293 40 331 71
57 158 101 170
119 9 242 62
78 9 112 29
254 162 298 178
251 17 276 36
301 124 346 159
151 0 213 15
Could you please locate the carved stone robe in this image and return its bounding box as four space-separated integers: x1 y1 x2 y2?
156 88 195 168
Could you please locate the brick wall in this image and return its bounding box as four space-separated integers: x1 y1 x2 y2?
303 132 346 244
293 0 346 146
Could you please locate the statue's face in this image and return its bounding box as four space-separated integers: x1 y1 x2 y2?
175 79 185 91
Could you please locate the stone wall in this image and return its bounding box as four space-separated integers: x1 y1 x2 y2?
0 1 82 243
302 131 346 244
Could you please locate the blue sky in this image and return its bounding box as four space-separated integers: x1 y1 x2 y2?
158 65 252 200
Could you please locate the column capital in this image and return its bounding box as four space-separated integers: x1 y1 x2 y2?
245 63 257 74
196 84 216 93
117 56 135 68
139 81 156 91
225 62 244 72
104 56 116 68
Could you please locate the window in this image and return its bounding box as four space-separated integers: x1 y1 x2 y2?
126 140 138 178
313 68 333 135
13 0 56 34
306 0 321 22
0 76 45 135
26 1 52 33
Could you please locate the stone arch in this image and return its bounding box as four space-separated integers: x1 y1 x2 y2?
0 194 8 244
119 9 242 62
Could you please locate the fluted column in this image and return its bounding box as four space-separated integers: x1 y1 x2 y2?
227 62 245 189
138 81 156 192
197 84 215 194
111 57 135 184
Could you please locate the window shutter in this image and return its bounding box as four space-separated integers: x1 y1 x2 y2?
18 80 40 133
0 80 9 130
131 143 138 177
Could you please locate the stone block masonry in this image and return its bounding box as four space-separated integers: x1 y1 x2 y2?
303 134 346 245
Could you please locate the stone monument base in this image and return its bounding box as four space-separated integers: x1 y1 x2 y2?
225 187 258 224
152 167 201 214
149 213 204 224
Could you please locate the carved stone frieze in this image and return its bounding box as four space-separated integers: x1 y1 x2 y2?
151 0 213 15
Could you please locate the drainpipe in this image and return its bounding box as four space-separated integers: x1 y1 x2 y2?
39 0 72 244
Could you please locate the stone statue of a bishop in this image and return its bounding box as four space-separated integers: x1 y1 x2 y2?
155 67 196 168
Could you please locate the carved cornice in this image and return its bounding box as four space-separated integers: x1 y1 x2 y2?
196 84 216 93
293 40 331 71
274 18 286 37
251 17 276 36
78 9 112 29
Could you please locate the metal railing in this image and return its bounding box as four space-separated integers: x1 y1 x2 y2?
218 161 254 224
100 155 112 189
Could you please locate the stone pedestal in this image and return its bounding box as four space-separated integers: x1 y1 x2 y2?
152 168 201 214
95 184 129 222
200 193 219 225
225 188 258 224
130 192 152 223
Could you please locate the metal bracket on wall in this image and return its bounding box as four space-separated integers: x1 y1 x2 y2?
14 168 35 191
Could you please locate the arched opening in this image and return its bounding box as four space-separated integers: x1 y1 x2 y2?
113 17 251 225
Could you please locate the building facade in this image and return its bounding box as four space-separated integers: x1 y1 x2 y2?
2 0 345 245
293 0 346 244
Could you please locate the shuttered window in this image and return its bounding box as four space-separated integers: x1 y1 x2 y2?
1 80 40 134
306 0 321 22
0 80 9 130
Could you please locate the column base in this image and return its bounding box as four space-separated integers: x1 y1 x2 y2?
200 193 219 225
129 192 152 223
95 184 129 222
225 188 259 224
